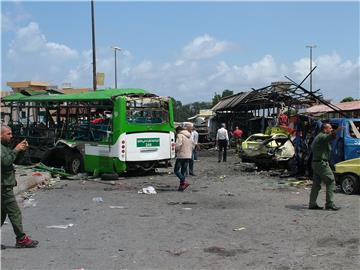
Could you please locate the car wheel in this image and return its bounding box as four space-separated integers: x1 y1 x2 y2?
341 174 359 195
66 152 83 174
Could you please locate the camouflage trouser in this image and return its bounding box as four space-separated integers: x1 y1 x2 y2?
309 161 335 208
1 187 26 240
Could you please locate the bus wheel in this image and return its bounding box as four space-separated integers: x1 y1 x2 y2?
341 174 359 195
66 152 83 174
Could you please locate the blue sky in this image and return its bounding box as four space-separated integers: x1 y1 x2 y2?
1 1 359 103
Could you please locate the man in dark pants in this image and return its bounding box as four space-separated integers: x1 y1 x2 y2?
216 123 229 162
1 125 39 249
309 123 341 211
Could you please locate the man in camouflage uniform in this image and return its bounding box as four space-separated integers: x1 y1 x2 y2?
1 125 39 249
309 123 341 211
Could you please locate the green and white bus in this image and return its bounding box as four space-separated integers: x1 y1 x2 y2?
1 88 176 175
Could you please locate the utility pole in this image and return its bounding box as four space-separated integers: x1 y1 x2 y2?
306 45 316 92
112 46 121 88
91 0 97 91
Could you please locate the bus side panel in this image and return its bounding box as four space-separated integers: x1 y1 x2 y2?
84 155 127 174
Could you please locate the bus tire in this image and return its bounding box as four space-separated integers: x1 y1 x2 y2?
66 151 84 175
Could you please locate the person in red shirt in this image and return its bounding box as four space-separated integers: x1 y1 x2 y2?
232 126 243 155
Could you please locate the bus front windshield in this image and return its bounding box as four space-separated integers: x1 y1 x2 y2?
126 97 169 124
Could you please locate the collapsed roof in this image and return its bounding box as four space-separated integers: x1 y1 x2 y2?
212 81 322 112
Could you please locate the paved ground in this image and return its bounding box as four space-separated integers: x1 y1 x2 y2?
1 150 359 270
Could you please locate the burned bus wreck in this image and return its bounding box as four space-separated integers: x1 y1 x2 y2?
1 89 175 175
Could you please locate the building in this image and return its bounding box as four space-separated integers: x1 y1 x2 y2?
6 81 49 92
305 100 360 119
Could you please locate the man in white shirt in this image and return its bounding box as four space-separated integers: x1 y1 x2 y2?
216 123 229 162
188 127 199 176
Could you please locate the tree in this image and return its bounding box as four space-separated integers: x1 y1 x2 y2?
212 89 234 107
221 89 233 98
341 97 357 103
212 92 222 107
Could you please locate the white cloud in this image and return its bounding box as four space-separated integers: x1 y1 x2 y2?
3 23 359 103
1 3 31 32
182 34 233 60
7 22 78 61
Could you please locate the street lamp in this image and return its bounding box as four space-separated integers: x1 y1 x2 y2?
112 46 121 88
91 0 97 91
306 45 317 92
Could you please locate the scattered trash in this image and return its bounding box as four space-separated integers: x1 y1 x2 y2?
3 221 8 225
109 206 127 209
181 208 192 210
165 248 187 256
23 198 37 208
138 186 157 194
220 192 235 196
92 197 104 203
46 223 74 229
168 201 197 205
233 227 246 231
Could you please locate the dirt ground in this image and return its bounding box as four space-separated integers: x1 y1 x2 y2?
1 149 359 270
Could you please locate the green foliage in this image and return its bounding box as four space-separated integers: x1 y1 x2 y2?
340 97 357 103
171 98 212 122
212 89 234 106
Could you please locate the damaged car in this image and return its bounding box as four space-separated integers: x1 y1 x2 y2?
335 158 360 195
240 133 295 169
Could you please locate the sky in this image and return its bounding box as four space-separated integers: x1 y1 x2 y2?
1 0 359 104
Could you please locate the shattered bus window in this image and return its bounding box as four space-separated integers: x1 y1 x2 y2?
126 97 169 124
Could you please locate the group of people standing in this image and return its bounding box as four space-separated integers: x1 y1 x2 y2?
174 121 342 211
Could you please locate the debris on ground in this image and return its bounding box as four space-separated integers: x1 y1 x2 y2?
109 206 127 209
233 227 246 231
165 248 187 256
46 223 74 229
138 186 157 194
92 197 104 203
23 198 37 208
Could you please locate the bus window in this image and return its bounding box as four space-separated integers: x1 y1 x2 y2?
126 97 169 124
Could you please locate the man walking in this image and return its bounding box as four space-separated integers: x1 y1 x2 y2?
231 126 243 155
216 123 229 162
309 123 341 211
1 125 39 248
174 123 193 191
188 126 199 176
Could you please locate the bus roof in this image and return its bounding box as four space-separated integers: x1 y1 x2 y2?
2 88 149 102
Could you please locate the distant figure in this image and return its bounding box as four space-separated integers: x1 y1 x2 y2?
309 123 342 211
174 123 193 191
232 126 243 154
1 125 39 249
216 123 229 162
188 126 198 176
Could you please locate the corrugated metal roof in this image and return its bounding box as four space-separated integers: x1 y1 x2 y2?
1 88 148 102
211 92 251 111
306 101 360 113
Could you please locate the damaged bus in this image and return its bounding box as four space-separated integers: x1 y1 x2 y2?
1 89 175 175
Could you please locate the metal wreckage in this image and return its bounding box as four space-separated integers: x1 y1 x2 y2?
211 67 360 193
